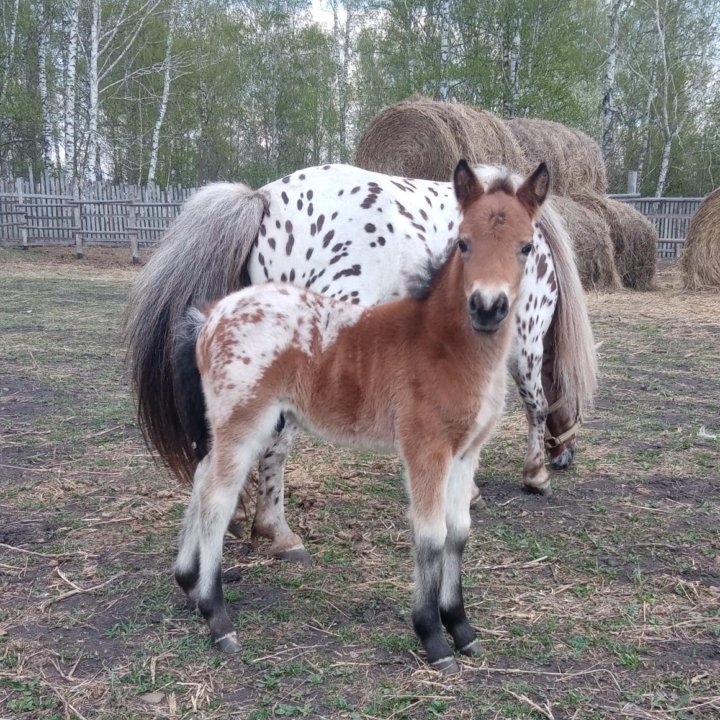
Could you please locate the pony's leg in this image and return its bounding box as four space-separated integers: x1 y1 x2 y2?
440 454 481 657
405 447 458 673
251 416 312 565
542 352 578 469
509 335 551 496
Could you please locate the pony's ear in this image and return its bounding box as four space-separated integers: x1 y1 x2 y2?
453 160 483 209
517 162 549 214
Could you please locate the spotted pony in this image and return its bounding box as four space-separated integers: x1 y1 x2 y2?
125 163 597 564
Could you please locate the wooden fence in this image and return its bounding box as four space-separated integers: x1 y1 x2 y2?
616 196 702 259
0 175 704 262
0 175 192 262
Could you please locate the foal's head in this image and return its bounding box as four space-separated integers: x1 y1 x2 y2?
453 160 549 334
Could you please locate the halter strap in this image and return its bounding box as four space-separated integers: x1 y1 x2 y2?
544 396 582 450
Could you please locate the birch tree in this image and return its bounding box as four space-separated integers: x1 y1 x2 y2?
438 0 451 102
37 0 54 171
147 6 175 185
601 0 628 164
0 0 19 107
86 0 165 180
62 0 80 181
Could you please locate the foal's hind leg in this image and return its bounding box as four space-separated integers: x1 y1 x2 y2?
251 416 311 565
174 449 244 652
439 454 481 657
175 414 278 653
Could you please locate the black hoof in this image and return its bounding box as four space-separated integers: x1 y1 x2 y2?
227 520 245 539
430 656 460 674
457 638 482 656
549 447 575 469
215 632 240 654
522 482 552 497
275 548 313 566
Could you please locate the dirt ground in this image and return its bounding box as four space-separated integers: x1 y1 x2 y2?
1 247 718 719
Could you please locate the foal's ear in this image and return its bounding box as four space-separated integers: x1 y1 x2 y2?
517 162 550 214
453 160 484 209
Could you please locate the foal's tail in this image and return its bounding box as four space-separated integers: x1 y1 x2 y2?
171 307 209 473
123 183 269 484
539 199 598 418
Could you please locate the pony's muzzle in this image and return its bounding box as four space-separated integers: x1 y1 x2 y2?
468 291 509 333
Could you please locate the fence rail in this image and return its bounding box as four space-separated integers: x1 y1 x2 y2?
616 196 702 259
0 175 192 262
0 175 704 262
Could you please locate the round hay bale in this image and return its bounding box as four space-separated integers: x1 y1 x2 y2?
354 98 525 180
551 196 620 290
681 188 720 289
572 192 657 290
505 118 608 196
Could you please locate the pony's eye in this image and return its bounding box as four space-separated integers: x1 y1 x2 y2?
458 239 469 253
521 243 533 256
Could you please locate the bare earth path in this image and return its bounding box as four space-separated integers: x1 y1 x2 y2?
1 248 718 719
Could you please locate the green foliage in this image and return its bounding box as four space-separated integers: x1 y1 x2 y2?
0 0 718 194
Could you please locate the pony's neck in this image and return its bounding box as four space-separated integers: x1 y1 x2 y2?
419 250 514 363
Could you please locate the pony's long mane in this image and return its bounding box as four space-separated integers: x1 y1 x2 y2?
472 164 597 417
123 183 268 483
537 200 598 416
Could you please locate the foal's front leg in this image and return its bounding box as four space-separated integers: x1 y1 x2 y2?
406 448 458 673
439 454 481 657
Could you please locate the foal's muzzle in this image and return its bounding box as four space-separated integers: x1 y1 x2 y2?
468 291 509 333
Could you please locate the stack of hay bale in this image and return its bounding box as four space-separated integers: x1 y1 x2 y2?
354 99 658 291
681 188 720 289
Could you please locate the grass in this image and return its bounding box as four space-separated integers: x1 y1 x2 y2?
0 248 719 718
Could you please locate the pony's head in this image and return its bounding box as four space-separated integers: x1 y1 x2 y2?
453 160 549 334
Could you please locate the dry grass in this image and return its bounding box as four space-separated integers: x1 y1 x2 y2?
1 248 719 719
682 187 720 289
354 98 525 182
572 193 658 290
505 118 608 196
551 196 620 291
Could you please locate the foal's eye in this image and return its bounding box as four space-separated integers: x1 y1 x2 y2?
457 239 469 253
521 243 533 257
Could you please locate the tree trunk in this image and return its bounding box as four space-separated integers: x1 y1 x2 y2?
88 0 101 181
601 0 625 163
636 56 657 183
655 135 672 197
63 0 80 181
338 4 353 161
37 0 54 171
0 0 20 106
438 0 450 102
147 11 175 185
503 20 521 118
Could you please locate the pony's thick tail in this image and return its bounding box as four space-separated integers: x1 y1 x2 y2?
539 199 598 418
123 183 268 484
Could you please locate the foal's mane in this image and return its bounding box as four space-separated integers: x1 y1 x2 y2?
406 243 456 301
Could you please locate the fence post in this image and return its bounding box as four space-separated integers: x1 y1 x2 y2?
128 199 140 264
16 178 28 250
627 170 638 195
73 184 83 259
